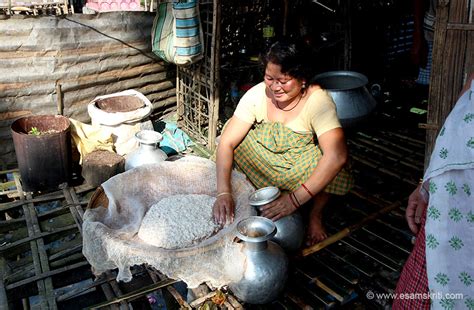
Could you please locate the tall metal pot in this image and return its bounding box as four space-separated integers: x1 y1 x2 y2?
249 187 304 252
229 216 288 304
125 130 168 170
312 71 377 128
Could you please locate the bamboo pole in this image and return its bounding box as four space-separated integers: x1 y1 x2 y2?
17 188 48 309
63 187 82 235
56 271 117 302
147 267 191 309
0 191 67 212
301 200 402 257
0 225 77 254
0 258 9 310
6 261 89 290
88 278 179 309
56 82 63 116
308 256 359 285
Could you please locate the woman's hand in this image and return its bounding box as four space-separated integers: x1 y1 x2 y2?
213 116 252 226
406 184 428 234
213 194 235 226
259 193 297 221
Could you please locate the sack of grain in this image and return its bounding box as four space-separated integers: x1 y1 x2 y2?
82 156 256 288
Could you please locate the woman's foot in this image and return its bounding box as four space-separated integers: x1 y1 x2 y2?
305 192 331 246
306 212 328 246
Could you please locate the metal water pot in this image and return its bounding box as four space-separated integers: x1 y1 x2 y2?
313 71 377 128
248 187 305 252
125 130 168 171
229 216 288 304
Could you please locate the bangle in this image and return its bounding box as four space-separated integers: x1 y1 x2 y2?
301 183 315 198
216 192 231 198
288 193 299 209
292 192 301 208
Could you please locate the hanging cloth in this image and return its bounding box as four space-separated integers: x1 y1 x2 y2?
422 81 474 309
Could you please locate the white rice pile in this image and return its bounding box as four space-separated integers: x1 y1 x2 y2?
138 194 221 249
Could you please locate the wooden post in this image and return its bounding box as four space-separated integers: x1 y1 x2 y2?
56 82 64 116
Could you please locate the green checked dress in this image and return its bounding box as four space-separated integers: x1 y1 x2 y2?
234 122 353 194
229 82 353 195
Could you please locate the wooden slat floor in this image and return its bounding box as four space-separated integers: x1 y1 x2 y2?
0 101 427 309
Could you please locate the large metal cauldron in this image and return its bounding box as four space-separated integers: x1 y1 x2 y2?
313 71 377 128
229 216 288 304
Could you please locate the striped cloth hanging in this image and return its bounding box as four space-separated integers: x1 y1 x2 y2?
152 0 204 65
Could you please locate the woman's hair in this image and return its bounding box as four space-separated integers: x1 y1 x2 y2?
261 38 315 83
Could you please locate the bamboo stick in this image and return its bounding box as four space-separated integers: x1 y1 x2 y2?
379 130 425 146
348 140 422 171
5 243 83 284
225 294 243 309
0 258 9 310
26 192 56 310
355 131 424 155
0 224 77 254
56 82 63 116
345 233 402 266
14 179 48 309
292 271 337 307
88 278 179 309
63 188 83 235
301 200 402 257
323 248 374 278
6 261 89 290
361 227 411 254
308 256 358 285
351 154 419 186
189 291 218 308
50 253 84 268
56 271 117 302
147 267 191 309
0 192 66 212
49 244 82 261
108 278 129 310
311 278 344 303
337 239 398 272
284 291 314 310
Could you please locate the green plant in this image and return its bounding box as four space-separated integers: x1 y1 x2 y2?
28 127 41 135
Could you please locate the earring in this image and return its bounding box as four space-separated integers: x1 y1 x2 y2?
302 82 306 89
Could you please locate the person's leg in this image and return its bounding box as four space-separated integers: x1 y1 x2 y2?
306 191 331 246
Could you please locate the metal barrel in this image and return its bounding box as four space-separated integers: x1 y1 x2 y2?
11 115 72 192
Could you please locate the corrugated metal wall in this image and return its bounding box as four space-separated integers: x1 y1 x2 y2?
0 12 177 169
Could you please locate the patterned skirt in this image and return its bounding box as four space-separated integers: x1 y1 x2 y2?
233 122 353 194
392 208 430 309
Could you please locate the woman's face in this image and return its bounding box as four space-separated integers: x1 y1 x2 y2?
264 62 304 103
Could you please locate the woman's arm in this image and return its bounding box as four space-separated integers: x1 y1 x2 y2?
260 127 348 221
293 127 348 204
213 116 253 225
